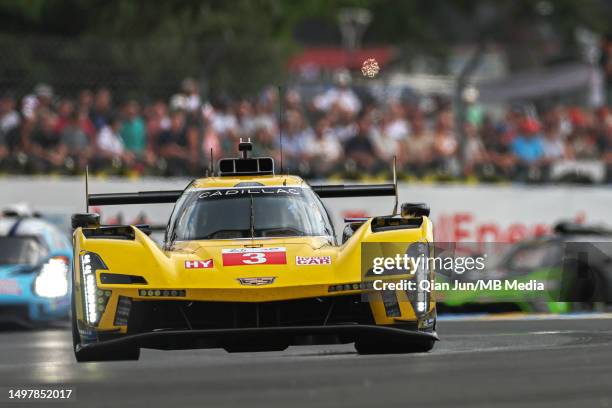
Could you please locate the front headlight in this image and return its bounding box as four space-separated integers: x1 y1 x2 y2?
407 242 430 316
34 256 70 298
79 252 111 326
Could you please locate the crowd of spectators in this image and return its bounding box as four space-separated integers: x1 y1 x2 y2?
1 73 612 182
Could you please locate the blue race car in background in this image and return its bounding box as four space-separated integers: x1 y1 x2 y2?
0 212 72 326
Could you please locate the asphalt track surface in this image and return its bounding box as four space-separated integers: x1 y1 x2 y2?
0 315 610 408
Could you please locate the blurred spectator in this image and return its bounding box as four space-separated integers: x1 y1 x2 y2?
313 69 361 116
91 88 114 130
54 99 74 134
433 110 459 175
0 92 20 156
252 124 277 159
511 118 546 180
569 127 600 159
370 113 400 163
541 117 570 162
251 88 278 139
157 110 197 176
96 114 134 169
21 84 53 120
345 114 379 172
78 108 96 140
463 123 487 177
511 118 545 163
285 89 303 112
480 115 516 178
303 118 341 177
383 102 410 141
59 110 93 170
601 120 612 181
78 89 94 114
120 101 147 156
236 100 257 138
0 135 7 167
145 100 170 150
282 109 313 172
27 112 65 172
403 113 434 176
181 78 201 113
210 97 238 143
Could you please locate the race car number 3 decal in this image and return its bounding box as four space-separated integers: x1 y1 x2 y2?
222 247 287 266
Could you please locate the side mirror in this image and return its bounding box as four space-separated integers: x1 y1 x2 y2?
71 213 100 229
342 222 365 244
401 203 430 218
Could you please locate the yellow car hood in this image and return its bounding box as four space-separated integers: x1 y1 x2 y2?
166 237 345 289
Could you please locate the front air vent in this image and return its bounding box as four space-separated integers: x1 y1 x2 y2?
381 290 402 317
100 273 147 284
114 296 132 326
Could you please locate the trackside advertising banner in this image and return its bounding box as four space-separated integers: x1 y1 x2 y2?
0 177 608 242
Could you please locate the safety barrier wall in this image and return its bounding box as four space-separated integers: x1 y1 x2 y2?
0 177 609 242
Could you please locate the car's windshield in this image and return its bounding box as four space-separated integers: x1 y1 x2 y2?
170 186 334 241
0 237 47 266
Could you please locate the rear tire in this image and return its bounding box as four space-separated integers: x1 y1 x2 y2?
355 339 435 354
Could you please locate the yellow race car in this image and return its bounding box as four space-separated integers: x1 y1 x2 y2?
70 141 437 361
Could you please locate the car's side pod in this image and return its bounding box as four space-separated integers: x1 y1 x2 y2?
72 213 100 229
401 203 430 217
72 213 153 240
369 203 431 233
370 215 424 233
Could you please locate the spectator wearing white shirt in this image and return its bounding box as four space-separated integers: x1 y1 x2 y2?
96 115 135 170
541 119 570 163
181 78 202 113
313 69 362 116
383 102 410 141
370 115 400 163
303 118 341 177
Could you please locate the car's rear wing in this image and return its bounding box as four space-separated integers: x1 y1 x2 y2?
88 190 183 206
87 184 395 206
85 156 398 209
310 184 395 198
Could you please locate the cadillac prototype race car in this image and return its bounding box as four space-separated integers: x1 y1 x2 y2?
71 141 437 361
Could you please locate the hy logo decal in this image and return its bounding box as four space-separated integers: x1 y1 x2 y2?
184 259 214 269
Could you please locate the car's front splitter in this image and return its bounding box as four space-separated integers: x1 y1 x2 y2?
77 324 439 353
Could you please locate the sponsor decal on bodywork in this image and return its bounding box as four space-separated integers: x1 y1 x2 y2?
0 279 21 295
295 256 332 266
237 277 276 286
199 187 301 199
222 247 287 266
184 259 214 269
